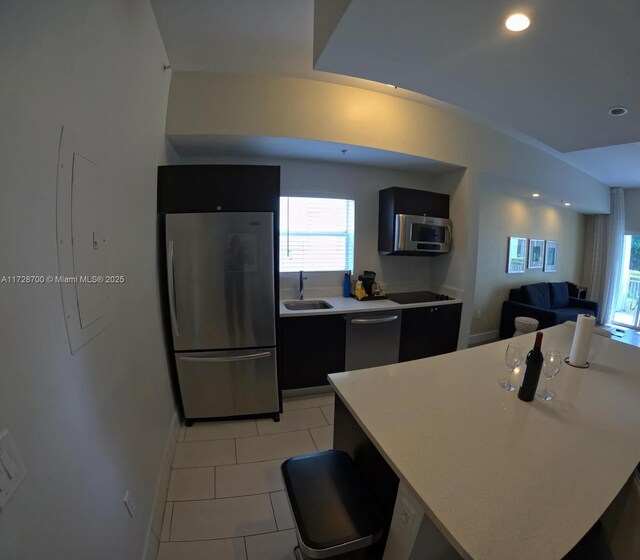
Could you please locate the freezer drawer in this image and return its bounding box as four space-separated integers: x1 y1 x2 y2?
345 311 402 371
176 348 279 419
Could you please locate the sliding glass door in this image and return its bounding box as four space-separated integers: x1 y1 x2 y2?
612 235 640 329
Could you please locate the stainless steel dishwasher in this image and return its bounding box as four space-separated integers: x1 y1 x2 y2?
345 311 402 370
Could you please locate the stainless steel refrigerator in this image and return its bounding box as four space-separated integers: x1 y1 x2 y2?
165 212 279 423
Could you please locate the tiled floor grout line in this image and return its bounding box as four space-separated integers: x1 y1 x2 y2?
309 429 319 452
167 490 284 503
268 491 278 531
172 464 234 470
182 429 260 442
167 527 285 544
172 458 290 468
255 423 327 437
243 536 248 559
167 501 174 542
183 421 326 442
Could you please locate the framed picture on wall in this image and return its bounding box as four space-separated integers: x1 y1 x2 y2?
528 239 544 269
507 237 527 273
544 240 558 272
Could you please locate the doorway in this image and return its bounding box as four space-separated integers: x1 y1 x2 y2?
612 235 640 330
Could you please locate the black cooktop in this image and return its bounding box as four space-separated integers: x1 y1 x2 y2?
386 291 453 304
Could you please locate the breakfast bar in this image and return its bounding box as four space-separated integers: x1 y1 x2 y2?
329 324 640 560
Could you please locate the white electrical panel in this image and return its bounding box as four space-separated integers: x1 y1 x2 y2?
0 429 27 512
56 125 110 354
71 152 107 328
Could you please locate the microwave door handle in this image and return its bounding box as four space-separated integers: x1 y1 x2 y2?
167 240 180 337
445 223 452 247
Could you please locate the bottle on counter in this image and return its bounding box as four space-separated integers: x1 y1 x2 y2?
354 280 367 301
343 272 351 297
518 331 544 402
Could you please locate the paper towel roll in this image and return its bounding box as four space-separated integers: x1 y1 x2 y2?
569 314 596 366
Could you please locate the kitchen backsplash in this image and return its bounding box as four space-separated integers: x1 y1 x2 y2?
279 271 462 300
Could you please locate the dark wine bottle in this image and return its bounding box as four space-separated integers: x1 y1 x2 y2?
518 331 544 402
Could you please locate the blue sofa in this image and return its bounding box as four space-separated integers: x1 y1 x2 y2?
499 282 599 338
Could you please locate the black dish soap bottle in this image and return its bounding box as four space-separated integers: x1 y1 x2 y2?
518 331 544 402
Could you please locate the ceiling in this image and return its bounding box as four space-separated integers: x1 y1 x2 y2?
151 0 640 188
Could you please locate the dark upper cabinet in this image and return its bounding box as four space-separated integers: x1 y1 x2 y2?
399 303 462 362
280 315 346 390
378 187 450 255
157 165 280 214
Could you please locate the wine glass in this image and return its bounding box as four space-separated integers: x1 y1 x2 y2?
500 342 524 391
537 350 563 401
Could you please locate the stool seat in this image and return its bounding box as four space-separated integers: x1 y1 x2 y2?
514 316 539 337
282 450 384 559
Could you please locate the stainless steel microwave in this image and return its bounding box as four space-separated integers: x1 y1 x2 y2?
394 214 451 253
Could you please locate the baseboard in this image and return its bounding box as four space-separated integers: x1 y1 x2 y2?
468 330 500 347
142 411 179 560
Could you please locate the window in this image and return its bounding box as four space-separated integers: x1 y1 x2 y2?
280 197 355 272
612 235 640 330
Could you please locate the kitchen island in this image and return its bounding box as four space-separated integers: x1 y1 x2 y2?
329 324 640 560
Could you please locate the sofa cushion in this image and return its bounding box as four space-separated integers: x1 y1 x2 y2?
554 308 597 324
521 283 551 309
549 282 570 309
508 288 522 302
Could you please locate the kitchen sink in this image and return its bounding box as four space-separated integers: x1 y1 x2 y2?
283 300 333 310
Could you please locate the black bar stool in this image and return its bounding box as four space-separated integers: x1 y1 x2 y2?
281 450 384 559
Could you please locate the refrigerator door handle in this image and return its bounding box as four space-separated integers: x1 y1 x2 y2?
167 240 180 337
179 351 273 363
350 315 399 325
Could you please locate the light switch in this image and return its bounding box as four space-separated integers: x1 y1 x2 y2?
0 429 27 512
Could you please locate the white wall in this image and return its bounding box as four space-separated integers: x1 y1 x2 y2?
473 187 585 336
625 189 640 235
0 2 174 559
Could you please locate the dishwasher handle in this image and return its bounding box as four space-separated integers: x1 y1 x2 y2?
350 315 399 325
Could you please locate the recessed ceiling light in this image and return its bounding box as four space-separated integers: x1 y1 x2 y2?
564 202 571 207
609 106 629 117
532 193 540 198
386 84 398 89
505 13 530 32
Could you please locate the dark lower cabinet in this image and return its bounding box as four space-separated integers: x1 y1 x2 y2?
399 303 462 362
280 315 346 390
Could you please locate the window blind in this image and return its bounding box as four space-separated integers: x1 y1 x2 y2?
280 197 355 272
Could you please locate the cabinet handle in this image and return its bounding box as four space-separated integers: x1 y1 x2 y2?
350 315 399 324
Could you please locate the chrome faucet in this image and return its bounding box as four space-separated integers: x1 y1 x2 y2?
299 271 308 300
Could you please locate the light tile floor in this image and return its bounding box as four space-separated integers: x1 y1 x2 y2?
157 392 335 560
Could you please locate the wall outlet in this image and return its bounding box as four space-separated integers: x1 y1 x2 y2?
123 490 136 518
0 429 27 512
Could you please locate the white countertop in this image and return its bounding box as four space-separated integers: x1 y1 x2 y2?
329 324 640 560
279 295 462 317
